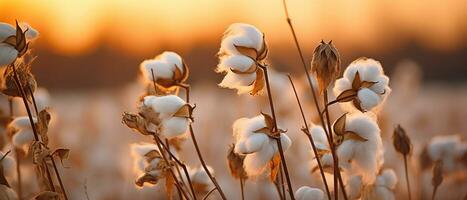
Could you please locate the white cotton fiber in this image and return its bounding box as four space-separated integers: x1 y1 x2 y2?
295 186 325 200
160 117 188 138
143 95 185 119
358 88 381 111
0 44 18 66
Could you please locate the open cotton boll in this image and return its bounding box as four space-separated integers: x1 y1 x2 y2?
0 22 16 40
0 43 18 66
216 55 258 94
130 143 159 173
141 60 174 81
139 51 185 87
427 135 464 172
189 166 214 189
360 169 398 200
160 117 188 138
0 151 16 175
375 169 398 190
233 115 269 146
337 113 383 184
295 186 325 200
143 95 186 119
34 87 51 111
220 23 264 55
235 133 268 154
9 116 37 150
157 51 183 70
218 70 256 94
243 140 276 176
333 57 390 112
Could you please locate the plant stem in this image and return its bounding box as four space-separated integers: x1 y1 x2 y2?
155 136 197 200
14 149 22 200
431 186 438 200
28 86 69 199
274 180 285 200
403 155 412 200
323 90 348 200
180 86 226 200
202 187 217 200
287 75 331 199
49 156 69 200
152 135 190 200
260 65 295 200
279 164 286 199
240 178 245 200
43 162 55 191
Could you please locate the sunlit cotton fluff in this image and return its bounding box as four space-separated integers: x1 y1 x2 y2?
0 22 39 66
187 166 214 193
427 135 466 172
34 87 51 111
131 143 165 187
0 151 16 175
216 23 267 95
360 169 398 200
140 95 189 138
233 115 291 176
333 58 390 112
295 186 325 200
140 51 187 91
336 113 383 184
309 125 334 171
8 116 37 151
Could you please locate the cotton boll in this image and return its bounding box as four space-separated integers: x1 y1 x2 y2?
12 129 34 148
160 117 188 138
218 71 256 94
0 43 18 66
190 166 214 187
427 135 463 172
338 113 383 184
346 175 363 199
0 22 15 40
220 23 264 54
131 143 159 174
377 169 397 189
243 142 275 176
358 88 381 111
217 54 256 73
143 95 186 119
34 88 51 111
141 60 173 81
158 51 183 70
295 186 325 200
235 133 268 154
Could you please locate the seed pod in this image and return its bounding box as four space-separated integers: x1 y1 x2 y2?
311 40 340 94
393 124 412 155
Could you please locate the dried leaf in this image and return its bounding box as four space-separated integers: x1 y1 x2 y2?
165 171 175 200
333 113 347 136
144 150 161 162
172 64 183 83
138 104 161 125
30 141 50 164
234 45 258 60
34 191 61 200
360 81 378 89
135 173 159 187
261 112 274 130
122 112 151 135
269 153 281 182
36 109 51 146
227 145 247 180
352 71 362 90
250 68 264 95
173 104 194 119
352 98 364 112
52 149 70 166
335 89 357 103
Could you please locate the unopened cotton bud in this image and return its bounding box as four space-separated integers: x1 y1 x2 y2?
393 124 412 155
311 40 340 94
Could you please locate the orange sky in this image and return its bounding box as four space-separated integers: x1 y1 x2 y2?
1 0 465 56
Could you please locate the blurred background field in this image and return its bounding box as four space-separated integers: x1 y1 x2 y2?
0 0 466 199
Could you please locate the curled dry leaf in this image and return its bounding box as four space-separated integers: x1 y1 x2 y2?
253 112 278 137
250 68 264 96
173 104 194 120
227 145 247 180
36 109 51 146
34 191 61 200
135 173 159 187
393 124 412 155
137 104 161 126
30 141 50 164
1 62 37 98
333 113 368 146
269 153 281 182
52 148 70 166
122 112 151 135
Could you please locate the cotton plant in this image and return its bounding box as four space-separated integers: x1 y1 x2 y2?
232 113 291 177
333 57 391 113
308 125 334 174
216 23 268 95
139 51 189 95
294 186 326 200
7 116 36 152
186 166 215 196
0 21 38 66
131 143 170 187
420 134 466 172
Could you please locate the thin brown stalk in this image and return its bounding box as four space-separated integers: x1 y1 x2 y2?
152 134 190 200
260 65 295 200
49 156 69 200
179 86 226 200
274 179 285 200
279 164 285 199
323 90 348 200
287 75 331 199
202 187 217 200
240 178 245 200
165 138 191 197
14 149 22 200
28 86 69 199
155 136 197 200
403 155 412 200
42 162 55 191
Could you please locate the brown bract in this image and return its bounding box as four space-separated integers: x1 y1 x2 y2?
253 112 285 138
334 71 378 112
173 103 195 121
1 61 37 98
333 113 368 146
230 34 268 96
2 21 29 57
30 141 50 164
227 145 247 180
392 125 412 155
36 109 51 146
122 112 151 135
311 40 340 94
155 61 190 92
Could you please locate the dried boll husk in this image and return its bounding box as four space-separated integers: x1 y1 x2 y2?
0 62 36 98
227 144 247 180
122 112 151 135
311 40 340 94
392 124 412 155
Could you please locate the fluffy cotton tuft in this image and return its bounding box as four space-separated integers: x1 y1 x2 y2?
34 87 51 111
9 116 37 151
141 95 189 138
337 113 383 184
333 57 390 112
0 22 38 66
0 151 16 175
233 115 291 176
360 169 398 200
427 134 466 172
295 186 325 200
140 51 186 92
216 23 267 95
